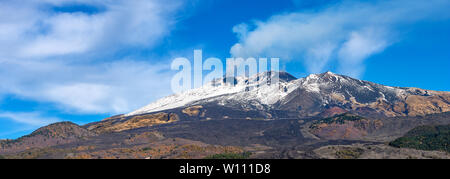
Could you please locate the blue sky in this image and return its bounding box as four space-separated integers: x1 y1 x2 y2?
0 0 449 139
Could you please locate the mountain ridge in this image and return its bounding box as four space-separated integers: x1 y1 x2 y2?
127 71 450 118
0 122 96 154
2 71 450 159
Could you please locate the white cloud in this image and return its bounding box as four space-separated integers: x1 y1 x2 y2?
232 23 250 40
0 111 63 138
0 112 61 127
0 0 182 58
337 28 388 77
0 58 174 114
19 13 100 57
0 0 187 114
230 0 450 77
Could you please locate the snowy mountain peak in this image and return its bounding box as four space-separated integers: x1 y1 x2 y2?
126 71 450 118
126 71 366 116
297 71 347 91
126 71 297 116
